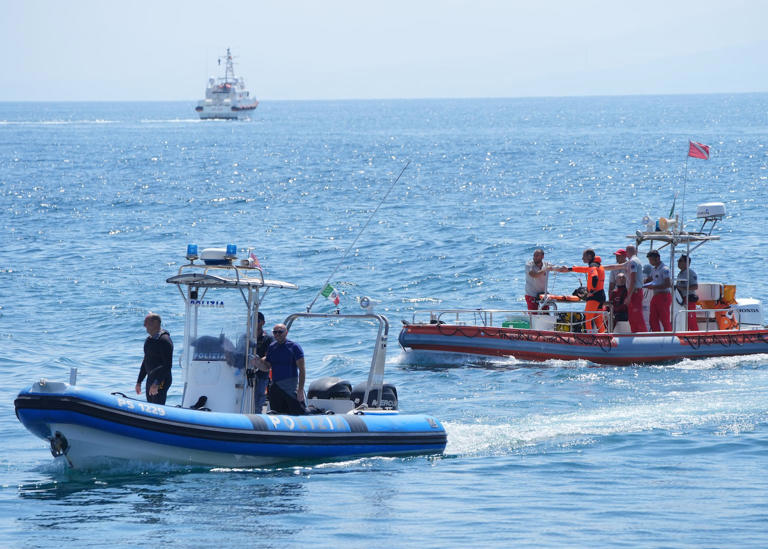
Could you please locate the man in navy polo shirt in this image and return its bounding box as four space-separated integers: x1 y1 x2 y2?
260 323 306 415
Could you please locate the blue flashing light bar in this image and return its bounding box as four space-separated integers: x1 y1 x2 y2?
225 244 237 258
186 244 199 260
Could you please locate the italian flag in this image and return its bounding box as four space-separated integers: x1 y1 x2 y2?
321 284 341 306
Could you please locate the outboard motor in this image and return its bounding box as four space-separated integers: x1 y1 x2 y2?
733 298 764 327
307 377 352 400
351 382 398 410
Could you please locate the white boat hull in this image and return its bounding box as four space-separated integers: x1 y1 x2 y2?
197 105 254 120
49 423 281 468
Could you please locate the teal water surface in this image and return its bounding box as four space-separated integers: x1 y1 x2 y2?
2 96 768 547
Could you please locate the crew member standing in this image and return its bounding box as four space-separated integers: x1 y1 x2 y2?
258 323 306 415
624 245 647 332
675 254 699 331
524 248 551 311
135 313 173 405
251 311 274 412
644 250 672 332
556 249 606 333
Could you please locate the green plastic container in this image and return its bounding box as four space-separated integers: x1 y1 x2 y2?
502 319 530 329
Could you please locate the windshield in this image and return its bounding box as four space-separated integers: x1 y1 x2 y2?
187 288 251 369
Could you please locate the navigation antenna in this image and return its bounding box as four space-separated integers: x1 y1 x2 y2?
306 161 411 313
220 47 235 83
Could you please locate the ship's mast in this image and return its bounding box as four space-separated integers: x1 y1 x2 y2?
223 48 235 83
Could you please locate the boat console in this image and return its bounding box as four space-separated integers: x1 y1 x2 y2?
168 246 400 415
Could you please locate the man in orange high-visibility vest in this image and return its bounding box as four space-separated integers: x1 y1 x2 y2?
554 249 606 333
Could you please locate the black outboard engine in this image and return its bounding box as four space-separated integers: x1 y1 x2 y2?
307 377 352 400
350 382 398 410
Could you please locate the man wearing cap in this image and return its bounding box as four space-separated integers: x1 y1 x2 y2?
644 250 672 331
605 249 628 296
675 255 699 331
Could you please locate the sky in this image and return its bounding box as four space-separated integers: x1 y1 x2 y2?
2 0 767 101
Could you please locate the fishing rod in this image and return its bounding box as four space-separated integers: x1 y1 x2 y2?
306 160 411 313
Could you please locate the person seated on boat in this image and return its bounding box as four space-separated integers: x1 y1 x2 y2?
525 248 552 311
256 323 307 415
250 312 274 412
609 272 629 324
675 254 699 331
643 250 672 332
552 248 606 333
603 249 630 295
135 313 173 405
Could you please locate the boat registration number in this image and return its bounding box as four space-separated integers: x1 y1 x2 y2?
116 397 166 416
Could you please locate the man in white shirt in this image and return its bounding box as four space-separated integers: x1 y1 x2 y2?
625 245 647 332
644 250 672 331
524 249 551 311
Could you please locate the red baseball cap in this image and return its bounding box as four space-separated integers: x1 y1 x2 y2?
614 249 626 256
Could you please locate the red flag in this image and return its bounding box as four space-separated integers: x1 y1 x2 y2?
688 141 710 160
249 252 262 271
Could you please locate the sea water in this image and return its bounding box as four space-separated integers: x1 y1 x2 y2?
1 95 768 547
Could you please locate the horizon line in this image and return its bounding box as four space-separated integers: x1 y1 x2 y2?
1 90 767 104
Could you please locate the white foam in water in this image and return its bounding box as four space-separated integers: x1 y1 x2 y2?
664 353 768 371
139 119 203 124
444 381 768 457
396 349 522 368
401 349 768 371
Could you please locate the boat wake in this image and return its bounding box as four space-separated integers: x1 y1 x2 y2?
396 350 526 370
398 349 768 371
443 383 768 458
139 118 208 124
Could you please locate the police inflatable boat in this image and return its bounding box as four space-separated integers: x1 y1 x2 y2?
15 246 446 468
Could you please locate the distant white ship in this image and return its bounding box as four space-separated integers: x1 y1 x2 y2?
195 48 258 120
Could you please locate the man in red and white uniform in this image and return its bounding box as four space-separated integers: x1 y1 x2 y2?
644 250 672 332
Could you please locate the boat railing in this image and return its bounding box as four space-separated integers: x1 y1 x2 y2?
412 308 530 328
408 307 616 333
408 306 756 334
672 305 745 333
283 312 389 411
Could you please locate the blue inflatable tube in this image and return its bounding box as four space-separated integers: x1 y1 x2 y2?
15 382 447 468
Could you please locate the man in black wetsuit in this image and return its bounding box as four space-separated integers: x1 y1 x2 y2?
135 313 173 405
